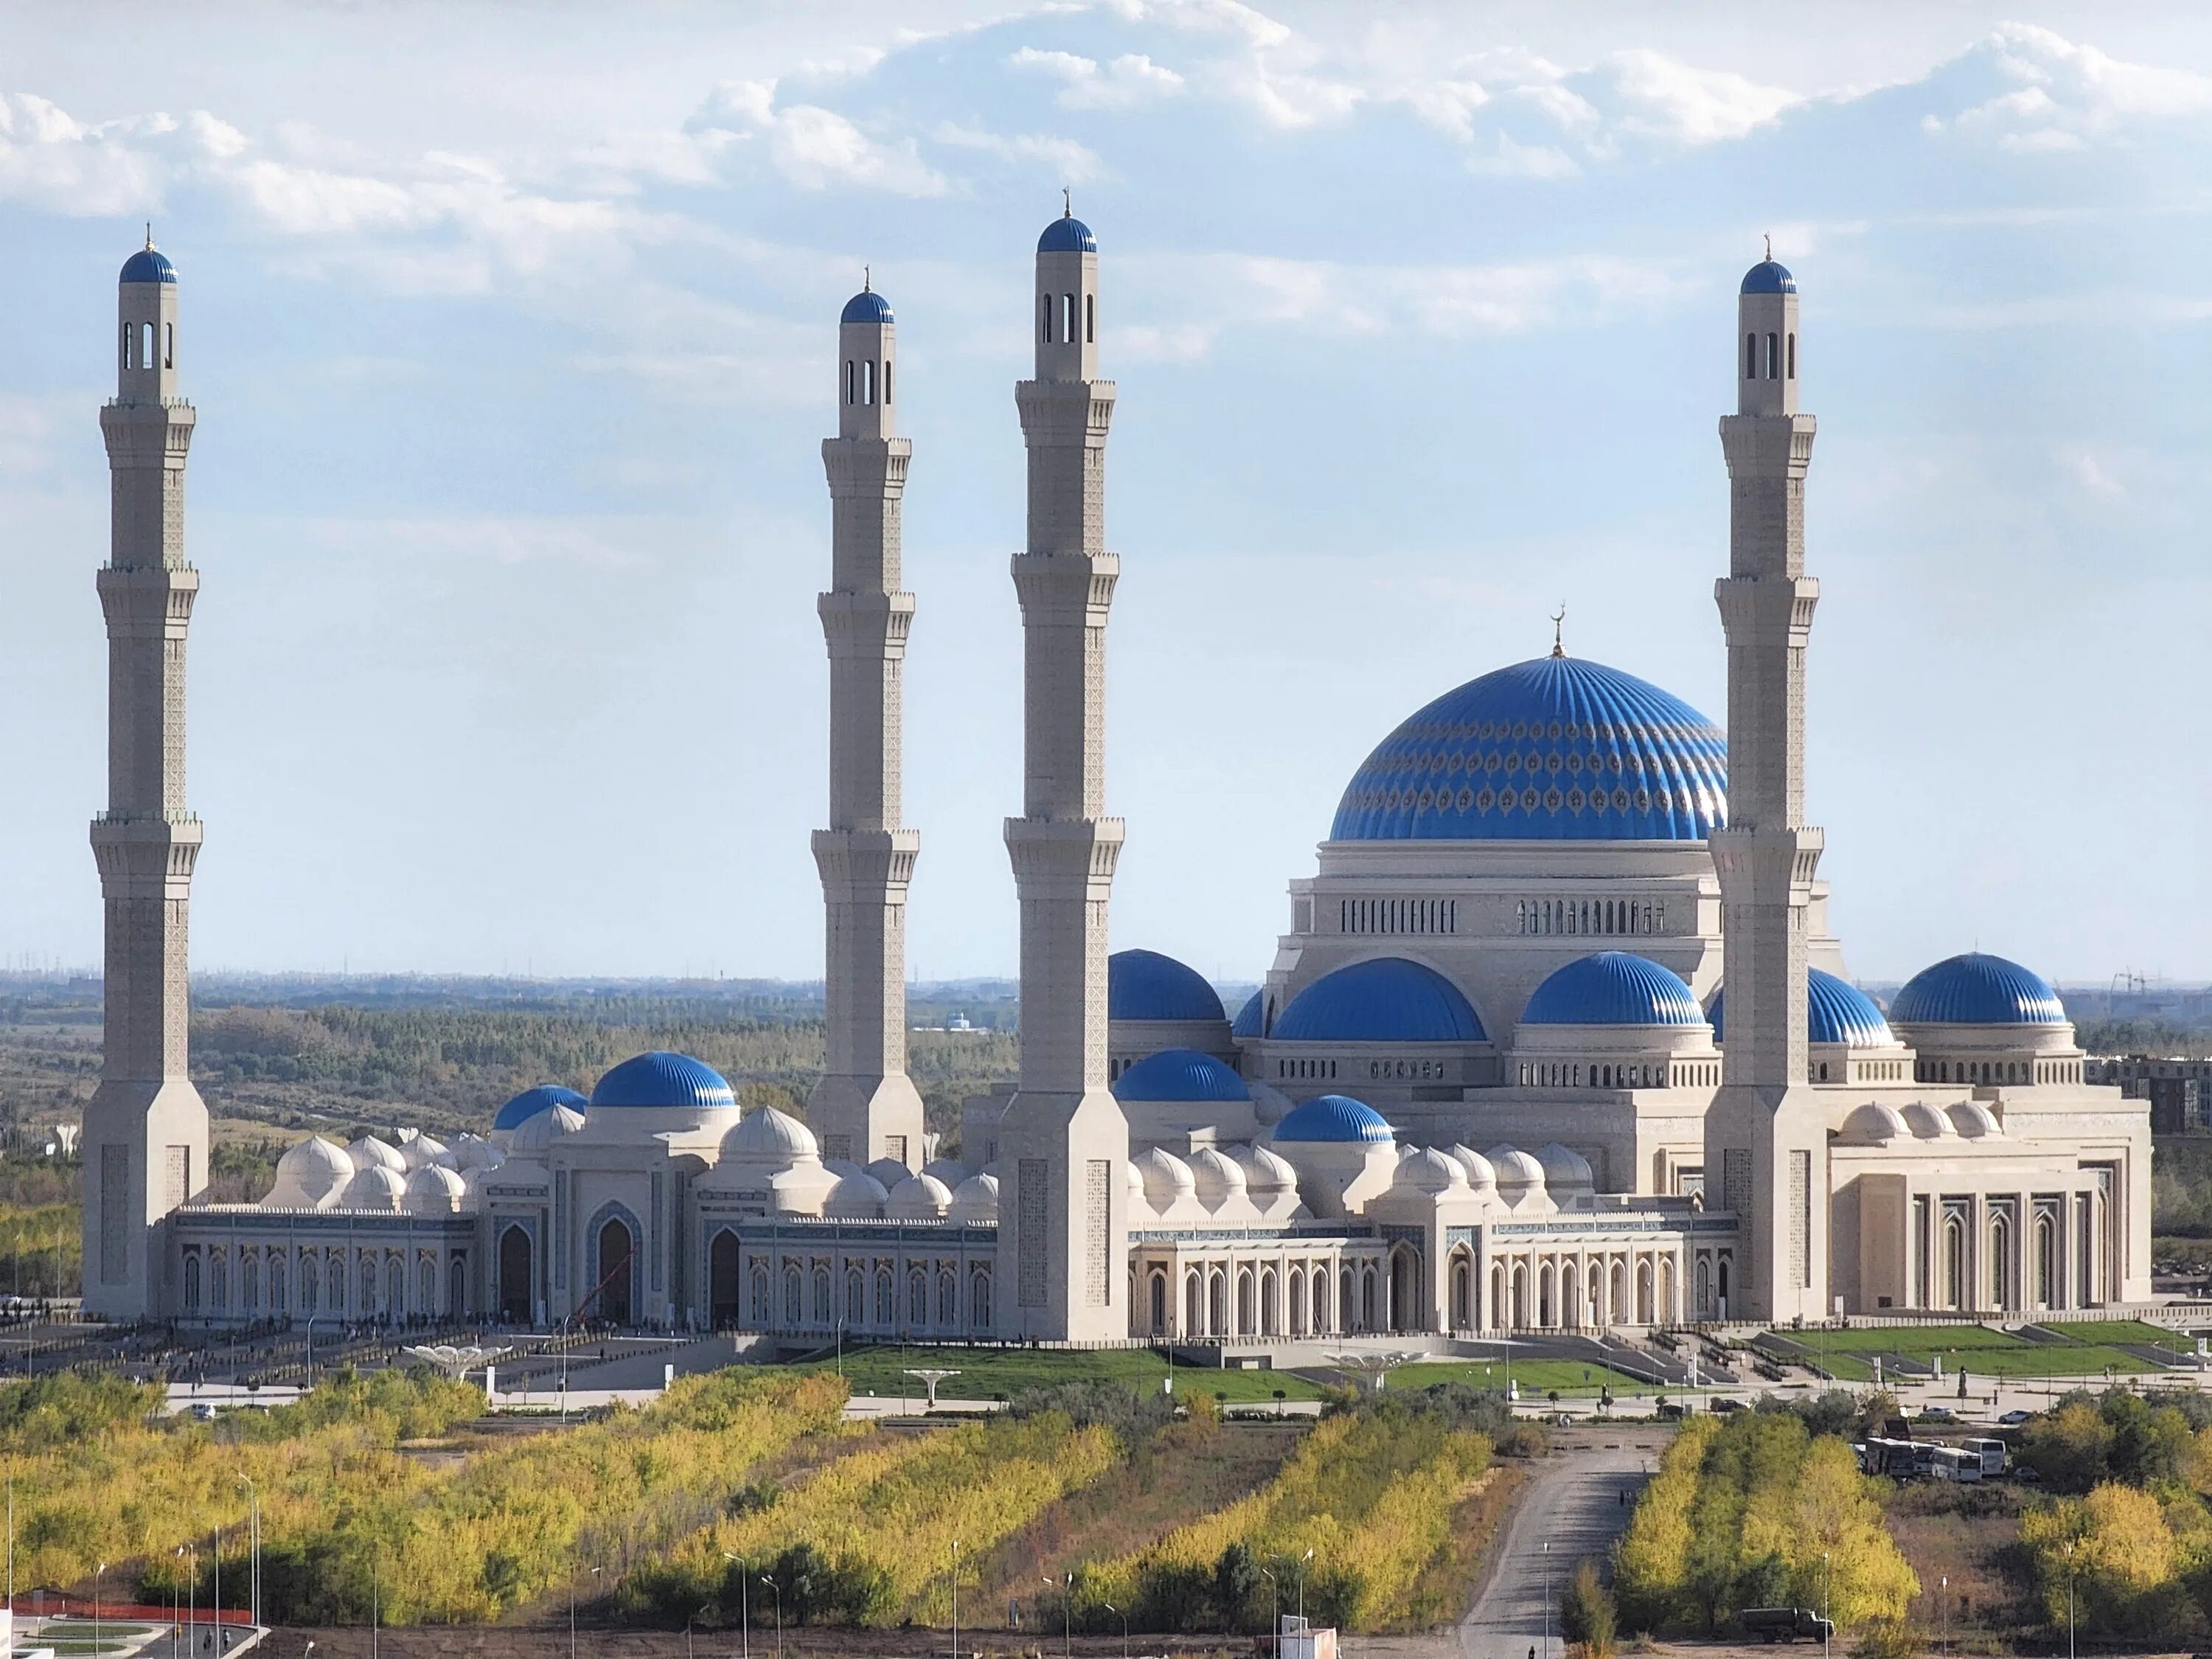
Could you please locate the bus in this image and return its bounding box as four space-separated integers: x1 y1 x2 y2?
1929 1445 1983 1483
1961 1436 2008 1476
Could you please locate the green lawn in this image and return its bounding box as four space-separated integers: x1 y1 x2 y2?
1773 1324 2163 1380
789 1343 1326 1403
1384 1358 1671 1398
2040 1318 2200 1354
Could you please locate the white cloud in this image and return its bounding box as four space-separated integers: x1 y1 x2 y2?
691 78 947 195
933 122 1105 181
1592 49 1798 144
1932 24 2212 150
1009 46 1186 109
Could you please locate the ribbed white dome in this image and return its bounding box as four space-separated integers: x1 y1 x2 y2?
1396 1146 1469 1195
397 1131 452 1171
1238 1144 1298 1193
1843 1102 1907 1143
923 1158 969 1186
511 1102 585 1155
867 1155 914 1189
1534 1143 1593 1191
1188 1146 1248 1204
886 1172 952 1219
1135 1146 1196 1205
723 1105 820 1163
1901 1102 1955 1140
948 1172 1001 1225
448 1133 503 1172
1449 1144 1497 1189
404 1164 467 1214
265 1136 352 1207
1948 1101 2003 1139
824 1169 889 1218
341 1164 406 1211
348 1135 406 1174
1486 1144 1547 1191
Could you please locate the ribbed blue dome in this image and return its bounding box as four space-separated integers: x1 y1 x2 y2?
1108 949 1225 1023
1331 657 1727 842
121 247 176 285
1708 969 1895 1047
1231 989 1265 1040
1273 1093 1394 1144
1522 952 1704 1027
1038 214 1096 254
589 1051 737 1110
493 1084 589 1131
1740 260 1795 295
1112 1048 1250 1104
1891 953 2066 1026
841 289 893 324
1273 958 1487 1044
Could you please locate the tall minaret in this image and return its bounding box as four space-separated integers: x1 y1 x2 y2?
809 279 926 1171
81 237 210 1321
995 204 1130 1340
1705 248 1826 1323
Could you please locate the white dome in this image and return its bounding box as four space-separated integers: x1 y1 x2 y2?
1900 1102 1955 1140
397 1131 452 1172
723 1105 820 1164
948 1172 1001 1225
1843 1102 1907 1143
448 1133 503 1172
886 1172 952 1220
1188 1146 1248 1204
1949 1101 2003 1138
923 1158 969 1186
824 1169 889 1219
404 1164 467 1214
340 1164 406 1211
867 1155 914 1189
1486 1144 1547 1192
265 1136 352 1207
1135 1146 1197 1205
1396 1146 1469 1195
511 1102 586 1155
347 1135 406 1174
1126 1159 1147 1199
1449 1144 1497 1189
1534 1143 1593 1191
1237 1144 1298 1194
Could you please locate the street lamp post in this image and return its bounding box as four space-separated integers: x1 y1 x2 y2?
1262 1567 1279 1649
2065 1542 2076 1659
1821 1551 1830 1659
1300 1548 1312 1624
371 1547 379 1659
1104 1600 1128 1659
950 1540 961 1659
184 1543 196 1659
1543 1542 1552 1659
1044 1573 1071 1659
236 1479 259 1630
1940 1575 1947 1659
760 1576 782 1659
93 1561 105 1659
722 1554 748 1659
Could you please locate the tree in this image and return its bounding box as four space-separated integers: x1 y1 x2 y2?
2022 1401 2114 1494
1560 1559 1617 1659
1214 1541 1260 1630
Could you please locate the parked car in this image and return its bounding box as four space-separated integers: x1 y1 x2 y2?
1742 1608 1837 1644
1999 1408 2034 1427
1712 1396 1745 1413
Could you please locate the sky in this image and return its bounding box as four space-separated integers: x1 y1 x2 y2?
0 1 2206 987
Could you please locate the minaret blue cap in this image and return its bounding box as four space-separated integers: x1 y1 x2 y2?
841 288 893 324
1038 215 1096 254
1739 259 1795 295
121 246 177 285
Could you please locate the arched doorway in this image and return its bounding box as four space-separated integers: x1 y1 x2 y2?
498 1225 533 1322
1389 1249 1419 1332
1450 1253 1472 1330
596 1217 636 1325
709 1230 741 1327
1150 1270 1168 1334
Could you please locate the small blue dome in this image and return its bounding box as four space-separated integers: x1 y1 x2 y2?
1108 949 1225 1023
121 247 176 285
1708 969 1895 1047
1273 958 1488 1044
493 1083 588 1132
841 288 893 324
1522 952 1704 1027
1891 953 2066 1026
1231 989 1265 1040
1332 656 1727 844
589 1051 737 1110
1112 1048 1250 1104
1273 1093 1394 1144
1038 214 1096 254
1740 260 1795 295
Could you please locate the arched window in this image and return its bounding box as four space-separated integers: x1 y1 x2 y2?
876 1269 894 1324
1764 332 1780 378
908 1270 928 1326
361 1256 378 1314
751 1268 770 1324
1186 1271 1203 1335
1717 1258 1731 1307
846 1269 865 1326
122 321 133 372
1787 333 1795 378
183 1253 203 1312
1340 1267 1355 1332
209 1252 228 1310
2036 1217 2056 1308
1085 292 1094 344
164 322 175 369
938 1270 957 1326
301 1256 319 1314
418 1256 435 1311
1361 1267 1378 1332
1745 333 1757 378
1990 1220 2011 1309
1450 1256 1471 1329
243 1253 260 1312
386 1256 406 1318
1312 1267 1330 1334
1259 1268 1278 1335
142 321 155 371
970 1270 992 1329
813 1267 832 1324
268 1253 288 1312
1944 1219 1965 1310
1289 1270 1307 1336
784 1267 803 1324
1150 1270 1168 1332
881 358 890 406
1040 293 1054 344
1208 1269 1226 1335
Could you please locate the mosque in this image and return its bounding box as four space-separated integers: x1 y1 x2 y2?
77 214 2152 1343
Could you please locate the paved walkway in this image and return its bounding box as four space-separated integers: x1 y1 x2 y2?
1456 1436 1660 1659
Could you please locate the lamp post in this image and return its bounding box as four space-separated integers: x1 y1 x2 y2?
1044 1573 1071 1659
168 1551 181 1659
950 1539 961 1659
371 1547 379 1659
1940 1574 1947 1659
1104 1600 1128 1659
568 1562 601 1659
236 1479 259 1630
1821 1551 1830 1659
1300 1548 1312 1624
212 1526 220 1658
721 1554 748 1659
1543 1541 1552 1659
1261 1567 1279 1649
2065 1542 2076 1659
93 1561 105 1659
184 1542 196 1659
759 1576 782 1659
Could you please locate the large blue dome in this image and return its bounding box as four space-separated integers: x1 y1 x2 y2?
1331 656 1726 842
1273 1093 1394 1144
1273 958 1487 1044
1740 260 1795 294
1708 969 1894 1046
1038 214 1096 253
841 288 893 324
121 247 176 284
1522 952 1705 1027
1108 949 1225 1023
1112 1048 1250 1104
1891 953 2066 1026
493 1083 588 1131
590 1051 737 1110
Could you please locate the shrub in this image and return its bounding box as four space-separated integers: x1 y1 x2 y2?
1560 1558 1617 1659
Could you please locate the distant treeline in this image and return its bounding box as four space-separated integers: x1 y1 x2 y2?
2078 1018 2212 1060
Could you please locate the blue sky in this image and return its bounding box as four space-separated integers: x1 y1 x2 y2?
0 2 2205 985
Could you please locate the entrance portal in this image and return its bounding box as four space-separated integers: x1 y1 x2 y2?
709 1231 740 1326
595 1218 635 1326
498 1225 533 1323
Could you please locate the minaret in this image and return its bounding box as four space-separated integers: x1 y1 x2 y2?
81 237 210 1320
809 279 926 1170
995 204 1130 1340
1705 247 1826 1322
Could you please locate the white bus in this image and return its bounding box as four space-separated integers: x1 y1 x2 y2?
1929 1445 1984 1483
1961 1436 2008 1475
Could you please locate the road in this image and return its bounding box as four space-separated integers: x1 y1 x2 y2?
1456 1434 1660 1659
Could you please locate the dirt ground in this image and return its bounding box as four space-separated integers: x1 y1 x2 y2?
265 1630 1250 1659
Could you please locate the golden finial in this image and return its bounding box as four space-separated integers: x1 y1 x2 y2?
1551 605 1567 658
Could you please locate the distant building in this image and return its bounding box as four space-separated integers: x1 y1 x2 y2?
2089 1057 2212 1134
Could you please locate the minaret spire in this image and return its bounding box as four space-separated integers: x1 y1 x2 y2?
996 204 1129 1340
83 237 209 1318
809 280 925 1170
1706 245 1826 1322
